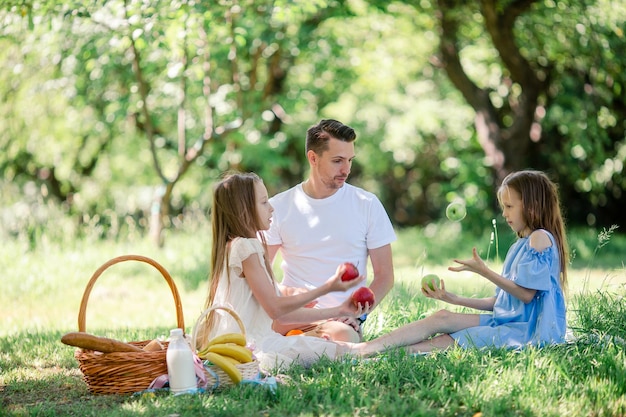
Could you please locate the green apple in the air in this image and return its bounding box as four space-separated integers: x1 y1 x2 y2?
421 273 440 291
446 202 467 222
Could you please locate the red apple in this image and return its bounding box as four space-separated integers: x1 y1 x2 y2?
340 262 359 281
351 287 375 308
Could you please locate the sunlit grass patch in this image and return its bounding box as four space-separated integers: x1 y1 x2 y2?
1 226 625 416
571 289 626 340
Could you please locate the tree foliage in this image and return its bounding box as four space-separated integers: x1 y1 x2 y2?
1 0 361 243
0 0 624 245
363 0 625 229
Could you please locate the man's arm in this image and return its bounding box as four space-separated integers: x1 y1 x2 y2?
367 243 394 310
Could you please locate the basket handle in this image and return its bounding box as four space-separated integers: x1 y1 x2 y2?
77 255 185 333
191 305 246 351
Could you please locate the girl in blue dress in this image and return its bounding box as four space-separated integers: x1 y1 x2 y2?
350 170 569 355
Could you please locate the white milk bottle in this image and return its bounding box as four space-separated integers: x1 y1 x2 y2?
166 328 197 394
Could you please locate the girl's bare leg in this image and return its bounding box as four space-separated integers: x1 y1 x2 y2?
334 334 456 357
348 309 480 357
405 333 455 353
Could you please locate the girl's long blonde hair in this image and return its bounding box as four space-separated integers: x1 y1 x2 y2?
197 172 274 346
498 170 569 293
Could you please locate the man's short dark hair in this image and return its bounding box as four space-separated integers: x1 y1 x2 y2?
306 119 356 155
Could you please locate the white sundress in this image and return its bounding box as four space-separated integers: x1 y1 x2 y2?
204 237 341 372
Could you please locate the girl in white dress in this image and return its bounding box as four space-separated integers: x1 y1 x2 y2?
196 172 370 371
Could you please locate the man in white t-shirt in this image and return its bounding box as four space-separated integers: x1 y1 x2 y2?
263 119 396 342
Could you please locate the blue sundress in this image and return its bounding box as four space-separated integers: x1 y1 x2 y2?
450 230 567 349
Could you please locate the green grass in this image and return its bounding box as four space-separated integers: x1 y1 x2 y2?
1 224 626 416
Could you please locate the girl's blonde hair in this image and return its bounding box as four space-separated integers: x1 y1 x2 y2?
197 172 274 346
497 170 569 292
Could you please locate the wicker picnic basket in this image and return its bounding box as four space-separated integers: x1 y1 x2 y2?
71 255 185 395
191 305 260 389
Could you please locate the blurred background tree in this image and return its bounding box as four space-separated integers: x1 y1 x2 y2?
0 0 624 246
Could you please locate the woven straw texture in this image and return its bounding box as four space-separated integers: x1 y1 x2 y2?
72 255 185 395
191 305 260 388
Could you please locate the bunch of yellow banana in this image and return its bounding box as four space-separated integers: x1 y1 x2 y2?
197 333 253 384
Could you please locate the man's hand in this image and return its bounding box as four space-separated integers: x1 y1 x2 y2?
338 296 371 319
331 316 361 333
278 284 306 296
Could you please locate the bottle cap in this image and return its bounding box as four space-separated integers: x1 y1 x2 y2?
169 328 184 337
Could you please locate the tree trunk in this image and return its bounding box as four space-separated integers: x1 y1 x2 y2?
148 185 167 247
437 0 548 185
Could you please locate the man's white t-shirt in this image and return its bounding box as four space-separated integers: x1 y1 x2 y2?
263 183 396 308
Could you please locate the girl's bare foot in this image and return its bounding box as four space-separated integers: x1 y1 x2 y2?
335 341 376 357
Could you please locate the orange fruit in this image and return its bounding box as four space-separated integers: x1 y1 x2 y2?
285 329 304 336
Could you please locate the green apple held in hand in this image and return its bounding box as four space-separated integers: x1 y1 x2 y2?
421 274 440 291
446 202 467 222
